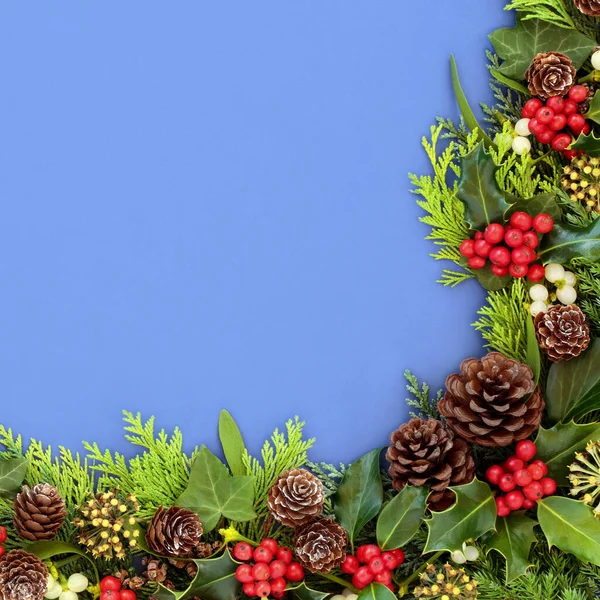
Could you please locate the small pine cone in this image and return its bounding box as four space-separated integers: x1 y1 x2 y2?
0 550 49 600
145 506 203 558
293 517 348 573
185 562 198 579
114 570 145 592
386 418 475 512
194 541 222 558
142 557 169 584
267 468 324 528
13 483 66 541
535 304 591 362
525 52 576 99
573 0 600 16
439 352 545 447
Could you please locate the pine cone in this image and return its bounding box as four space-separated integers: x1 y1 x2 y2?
535 304 591 361
267 468 324 528
114 570 145 592
13 484 66 542
0 550 49 600
573 0 600 16
525 52 576 99
142 557 169 584
293 518 348 573
146 506 203 558
386 418 475 512
439 352 545 447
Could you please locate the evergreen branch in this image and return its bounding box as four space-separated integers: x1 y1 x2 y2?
570 257 600 337
404 370 442 420
504 0 576 29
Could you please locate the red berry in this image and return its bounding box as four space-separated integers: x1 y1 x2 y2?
505 456 526 473
549 114 568 131
537 130 556 144
528 118 546 135
512 247 534 266
392 549 405 565
232 542 253 562
100 577 122 593
474 231 484 240
541 477 557 496
276 546 293 565
484 223 506 245
527 463 545 481
341 554 360 574
285 562 305 582
120 592 136 600
523 98 543 118
255 581 271 598
505 228 524 248
552 132 572 152
536 106 555 124
546 96 565 113
523 481 543 501
489 246 511 267
474 239 492 258
568 113 586 136
514 468 533 488
522 231 539 249
260 538 278 554
368 556 386 575
0 546 5 559
491 264 509 277
583 122 591 135
505 490 525 511
499 474 516 492
528 263 546 282
380 551 399 570
235 564 254 584
253 546 273 564
563 99 579 116
523 498 536 510
243 582 256 597
510 211 533 231
252 562 271 581
269 560 287 579
569 85 588 103
352 566 374 590
486 464 505 485
496 496 511 517
459 239 476 258
0 527 6 544
100 592 121 600
530 460 548 477
374 570 393 585
516 440 537 461
356 544 380 564
509 263 529 278
270 577 287 594
271 592 286 600
532 213 554 233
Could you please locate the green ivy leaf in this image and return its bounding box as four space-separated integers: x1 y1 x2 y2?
424 479 496 553
287 583 330 600
457 143 512 231
525 316 541 386
0 457 28 498
489 16 595 80
27 541 99 584
176 446 256 532
376 486 427 551
538 497 600 566
570 130 600 156
486 513 536 583
334 448 384 545
544 339 600 423
585 90 600 125
535 421 600 485
218 410 247 477
357 583 397 600
538 218 600 264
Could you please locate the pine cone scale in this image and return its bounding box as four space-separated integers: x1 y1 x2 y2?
574 0 600 15
535 304 590 361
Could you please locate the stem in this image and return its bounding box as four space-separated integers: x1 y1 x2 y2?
318 572 359 594
396 551 444 597
54 555 80 569
579 71 600 84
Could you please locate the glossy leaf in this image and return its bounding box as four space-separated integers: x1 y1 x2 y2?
334 448 383 544
535 421 600 485
218 410 247 476
571 130 600 156
457 143 512 230
490 68 531 95
544 339 600 423
486 513 536 582
424 478 496 553
525 316 541 385
470 261 511 291
508 193 562 222
538 497 600 566
376 486 427 550
489 16 595 80
585 90 600 125
538 218 600 265
287 583 330 600
0 457 28 498
357 583 397 600
27 541 99 583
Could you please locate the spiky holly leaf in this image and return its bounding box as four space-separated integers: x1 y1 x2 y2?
570 130 600 156
287 583 330 600
585 91 600 126
357 583 397 600
538 218 600 264
507 193 562 222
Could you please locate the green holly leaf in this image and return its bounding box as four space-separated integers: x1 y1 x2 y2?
357 583 397 600
424 478 496 553
0 457 28 498
287 583 330 600
376 486 427 551
570 130 600 156
544 339 600 424
535 421 600 485
585 90 600 125
176 446 256 532
457 143 512 231
486 513 536 583
218 410 247 477
334 448 384 544
508 193 562 223
489 16 596 80
538 218 600 264
538 497 600 566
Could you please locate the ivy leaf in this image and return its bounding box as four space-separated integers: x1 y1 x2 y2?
538 497 600 566
287 583 330 600
489 16 596 80
525 316 541 386
544 339 600 423
334 448 383 545
486 513 536 583
376 486 427 551
176 446 256 532
424 478 496 553
535 421 600 485
0 457 28 498
27 540 99 584
357 583 397 600
570 130 600 156
585 90 600 125
538 218 600 264
218 410 247 477
457 143 512 230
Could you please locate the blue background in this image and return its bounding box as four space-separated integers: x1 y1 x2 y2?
0 2 513 463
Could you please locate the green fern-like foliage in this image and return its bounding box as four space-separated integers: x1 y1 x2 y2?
404 370 442 420
83 411 196 521
504 0 576 29
570 257 600 337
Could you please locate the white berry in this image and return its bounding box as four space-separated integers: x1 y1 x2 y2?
331 596 346 600
342 591 354 598
450 549 468 564
592 50 600 71
556 284 577 304
564 271 577 286
463 545 480 561
545 263 565 283
45 582 63 600
515 118 531 137
67 574 88 594
59 592 78 600
530 301 548 317
512 136 532 155
344 596 358 600
529 284 549 302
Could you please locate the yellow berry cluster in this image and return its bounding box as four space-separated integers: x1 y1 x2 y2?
561 156 600 213
569 440 600 518
74 490 140 559
413 563 478 599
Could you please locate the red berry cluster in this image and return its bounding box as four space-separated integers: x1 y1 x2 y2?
99 576 136 600
340 544 405 593
0 526 6 558
459 212 554 281
233 539 304 599
522 86 589 158
485 441 557 517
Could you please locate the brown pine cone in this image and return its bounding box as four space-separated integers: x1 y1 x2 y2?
194 541 222 558
13 483 66 541
142 557 169 584
386 418 475 512
535 304 591 361
145 506 203 558
0 550 49 600
573 0 600 15
293 517 348 573
114 570 146 592
267 468 324 528
439 352 545 447
525 52 576 99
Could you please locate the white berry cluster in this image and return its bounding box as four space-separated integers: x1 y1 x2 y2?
331 588 359 600
512 118 533 155
45 573 89 600
529 263 578 317
450 542 479 565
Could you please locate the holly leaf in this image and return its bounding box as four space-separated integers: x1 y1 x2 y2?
535 421 600 485
424 479 496 553
507 193 562 223
538 497 600 566
457 143 512 230
486 513 536 583
525 316 541 386
218 410 247 477
489 16 596 80
585 90 600 125
544 339 600 423
334 448 383 544
0 457 28 498
469 261 512 291
538 218 600 264
287 583 330 600
357 583 397 600
570 130 600 156
376 486 427 550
